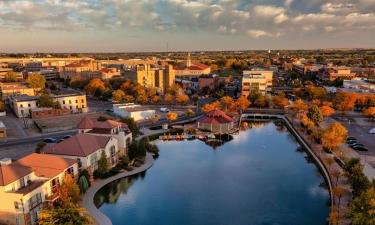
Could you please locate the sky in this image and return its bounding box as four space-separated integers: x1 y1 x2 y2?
0 0 374 52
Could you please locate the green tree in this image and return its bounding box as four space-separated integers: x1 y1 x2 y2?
78 175 89 193
112 89 125 102
38 204 91 225
348 187 375 225
122 117 139 137
0 101 6 112
96 151 110 177
128 140 146 160
37 93 59 108
307 105 323 125
58 175 80 205
27 73 46 89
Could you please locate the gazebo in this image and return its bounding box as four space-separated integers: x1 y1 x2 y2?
197 109 234 133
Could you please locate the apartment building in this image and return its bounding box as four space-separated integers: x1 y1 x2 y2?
113 103 156 121
8 95 39 118
319 67 356 81
0 154 78 225
123 64 175 94
60 60 102 79
198 74 219 92
42 133 120 175
0 68 23 82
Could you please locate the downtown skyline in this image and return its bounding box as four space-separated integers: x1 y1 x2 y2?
0 0 375 52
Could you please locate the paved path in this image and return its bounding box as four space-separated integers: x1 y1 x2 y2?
81 153 154 225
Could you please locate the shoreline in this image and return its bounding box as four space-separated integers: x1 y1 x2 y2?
80 153 155 225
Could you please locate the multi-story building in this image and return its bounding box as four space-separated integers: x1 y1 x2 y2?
113 103 156 121
241 74 268 97
42 133 120 175
319 67 356 81
8 95 39 118
77 117 132 151
123 64 175 94
9 90 87 118
343 78 375 93
0 68 23 82
0 153 78 225
241 69 273 97
0 83 38 101
198 74 219 92
60 60 102 80
292 63 322 75
174 53 211 78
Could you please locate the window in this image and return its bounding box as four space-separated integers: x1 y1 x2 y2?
81 99 84 103
69 100 72 104
20 178 25 188
63 100 65 104
20 104 23 108
28 193 42 210
28 104 31 107
75 100 78 103
14 201 19 209
110 145 116 157
15 217 21 225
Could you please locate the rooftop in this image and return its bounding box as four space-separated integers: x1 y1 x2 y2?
198 109 234 125
0 163 33 186
9 94 38 102
43 133 111 157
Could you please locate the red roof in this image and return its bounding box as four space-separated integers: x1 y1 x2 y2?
77 117 127 130
174 62 209 71
15 153 76 179
0 164 33 186
42 133 111 157
198 109 234 125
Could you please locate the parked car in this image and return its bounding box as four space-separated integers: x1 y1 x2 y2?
353 146 368 151
160 108 170 113
346 140 357 144
57 139 64 143
63 135 72 139
43 138 57 143
349 142 361 147
369 128 375 134
351 143 365 149
346 137 357 141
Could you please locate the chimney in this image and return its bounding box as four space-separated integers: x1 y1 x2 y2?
0 158 12 166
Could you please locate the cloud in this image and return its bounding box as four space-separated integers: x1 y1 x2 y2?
247 29 281 38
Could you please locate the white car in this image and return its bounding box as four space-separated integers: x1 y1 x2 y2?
369 128 375 134
160 108 170 113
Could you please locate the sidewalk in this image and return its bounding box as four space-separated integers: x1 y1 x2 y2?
80 153 154 225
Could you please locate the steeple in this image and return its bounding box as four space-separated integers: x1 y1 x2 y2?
187 52 192 67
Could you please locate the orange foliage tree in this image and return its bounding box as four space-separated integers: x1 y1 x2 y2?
290 99 308 118
201 101 221 113
320 105 335 118
363 107 375 120
220 96 234 112
166 112 178 121
234 96 251 113
333 91 358 114
176 94 189 105
272 93 289 109
321 122 348 152
85 78 106 94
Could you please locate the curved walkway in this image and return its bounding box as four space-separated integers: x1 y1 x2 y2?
81 153 155 225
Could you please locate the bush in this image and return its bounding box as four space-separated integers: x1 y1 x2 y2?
78 169 91 187
118 156 130 168
35 142 46 153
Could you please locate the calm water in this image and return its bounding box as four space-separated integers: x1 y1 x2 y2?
94 122 329 225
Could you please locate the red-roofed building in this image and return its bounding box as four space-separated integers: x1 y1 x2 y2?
174 53 211 78
197 109 234 133
0 154 78 225
42 133 120 174
77 117 132 152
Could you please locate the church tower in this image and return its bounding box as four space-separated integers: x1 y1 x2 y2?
187 52 192 67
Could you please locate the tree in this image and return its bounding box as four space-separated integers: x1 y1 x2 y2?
192 95 199 106
290 99 308 118
332 185 345 214
320 105 335 118
37 93 59 108
128 140 146 160
220 96 234 112
122 117 139 137
253 95 268 108
151 95 161 104
185 109 195 117
38 204 91 225
176 94 189 105
5 71 16 82
234 96 251 113
78 175 89 193
324 156 335 171
201 101 221 113
272 93 289 109
164 93 175 104
321 122 348 152
96 151 110 177
348 187 375 225
85 78 106 95
123 95 135 103
166 112 178 121
27 73 46 89
35 142 46 153
363 107 375 121
307 105 323 125
112 89 125 102
0 101 6 112
334 91 358 114
328 207 341 225
331 168 342 186
58 175 80 205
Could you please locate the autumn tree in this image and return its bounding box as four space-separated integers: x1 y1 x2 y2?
220 96 234 112
234 96 251 113
321 122 348 152
253 95 268 108
27 73 46 89
290 99 308 118
85 78 106 95
166 112 178 121
363 107 375 121
58 175 80 205
348 187 375 225
151 95 161 104
185 109 195 117
112 89 125 102
201 101 221 113
176 94 189 105
334 91 358 114
164 93 175 105
272 93 289 109
123 95 135 103
320 105 335 118
37 93 60 109
38 204 91 225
